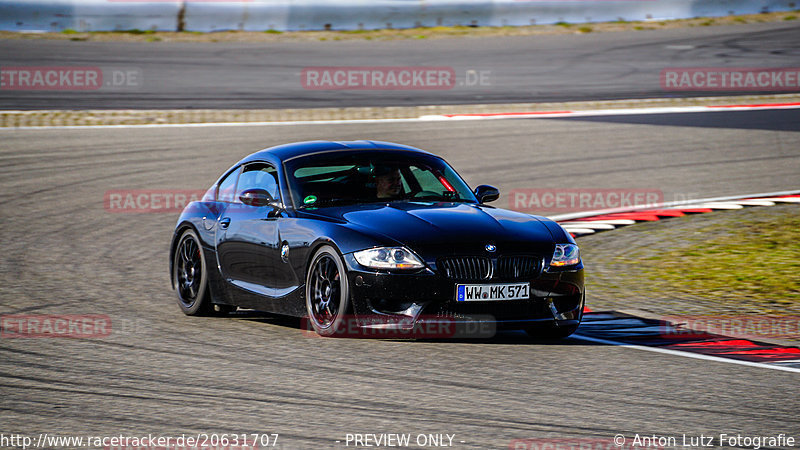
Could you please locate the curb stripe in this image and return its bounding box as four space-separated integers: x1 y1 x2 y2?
554 192 800 237
565 192 800 372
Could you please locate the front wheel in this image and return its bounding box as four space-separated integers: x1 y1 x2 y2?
305 245 350 337
173 228 214 316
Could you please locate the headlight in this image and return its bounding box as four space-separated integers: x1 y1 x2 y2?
353 246 425 270
550 243 580 267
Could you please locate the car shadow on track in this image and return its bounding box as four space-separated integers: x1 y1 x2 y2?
225 309 593 346
221 308 800 369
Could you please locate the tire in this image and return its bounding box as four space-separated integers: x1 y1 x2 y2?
305 245 350 337
173 228 214 316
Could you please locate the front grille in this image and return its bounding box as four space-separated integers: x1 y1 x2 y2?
497 256 543 280
438 255 544 281
438 256 492 281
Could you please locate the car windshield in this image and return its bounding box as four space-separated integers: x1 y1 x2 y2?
285 150 477 209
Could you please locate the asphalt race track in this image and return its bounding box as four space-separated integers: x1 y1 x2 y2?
1 108 798 448
1 22 799 109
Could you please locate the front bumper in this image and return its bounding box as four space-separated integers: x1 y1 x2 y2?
342 254 584 334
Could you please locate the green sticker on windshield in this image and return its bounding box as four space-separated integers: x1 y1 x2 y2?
303 195 317 205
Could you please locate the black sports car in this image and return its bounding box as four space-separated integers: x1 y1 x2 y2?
170 140 584 338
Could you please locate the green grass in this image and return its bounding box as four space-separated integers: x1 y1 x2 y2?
578 26 593 33
635 212 800 306
784 15 797 20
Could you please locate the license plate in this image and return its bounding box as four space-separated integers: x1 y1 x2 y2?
456 282 530 301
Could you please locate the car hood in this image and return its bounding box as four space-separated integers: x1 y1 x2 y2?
301 202 556 257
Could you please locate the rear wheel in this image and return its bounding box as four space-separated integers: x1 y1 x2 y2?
174 229 214 316
305 246 350 337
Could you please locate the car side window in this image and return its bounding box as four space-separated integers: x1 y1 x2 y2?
236 163 280 203
217 167 240 203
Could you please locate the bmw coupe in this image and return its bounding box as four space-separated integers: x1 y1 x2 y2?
170 140 584 338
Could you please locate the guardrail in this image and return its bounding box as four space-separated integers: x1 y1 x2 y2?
0 0 796 32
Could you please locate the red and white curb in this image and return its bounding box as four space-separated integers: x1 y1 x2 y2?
573 312 800 374
551 190 800 238
420 101 800 121
560 189 800 373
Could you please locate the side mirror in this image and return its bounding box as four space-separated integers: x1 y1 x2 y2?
239 188 274 207
474 185 500 203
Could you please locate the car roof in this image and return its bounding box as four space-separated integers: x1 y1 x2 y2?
238 140 435 165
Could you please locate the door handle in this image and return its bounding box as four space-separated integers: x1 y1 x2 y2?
219 217 231 229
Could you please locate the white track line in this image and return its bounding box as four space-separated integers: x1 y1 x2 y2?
571 333 800 374
773 359 800 365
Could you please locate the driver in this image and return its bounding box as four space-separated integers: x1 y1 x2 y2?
372 165 403 199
